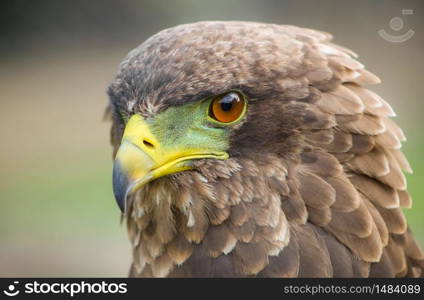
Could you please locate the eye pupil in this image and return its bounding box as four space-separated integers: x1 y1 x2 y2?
220 101 233 111
219 93 239 111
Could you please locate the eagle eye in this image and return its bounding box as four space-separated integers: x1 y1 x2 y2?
209 92 246 123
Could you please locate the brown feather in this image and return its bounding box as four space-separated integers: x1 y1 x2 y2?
325 176 360 212
206 204 231 226
349 134 375 154
375 207 407 234
351 69 381 85
352 258 371 277
300 150 343 177
317 85 364 115
294 225 333 277
374 99 396 117
229 202 250 226
340 113 385 135
363 197 389 246
398 190 412 208
322 130 353 153
304 129 334 145
403 229 424 261
258 228 300 277
389 149 412 173
327 221 383 262
377 150 407 190
307 206 332 226
183 200 209 244
233 242 269 275
385 239 407 276
349 174 399 209
302 106 337 130
320 228 354 277
382 117 406 142
329 56 364 70
150 252 174 277
335 114 362 124
202 225 237 257
227 218 256 243
280 190 308 224
369 250 395 277
333 152 355 162
328 200 373 238
167 234 194 265
298 171 336 208
346 84 382 109
346 149 390 178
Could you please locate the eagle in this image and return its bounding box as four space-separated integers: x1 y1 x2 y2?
107 21 424 277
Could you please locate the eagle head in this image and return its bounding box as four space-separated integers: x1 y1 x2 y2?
107 22 422 278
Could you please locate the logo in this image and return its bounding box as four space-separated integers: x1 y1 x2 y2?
3 281 20 297
378 9 414 43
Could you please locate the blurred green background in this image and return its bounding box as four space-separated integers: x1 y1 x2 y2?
0 0 423 276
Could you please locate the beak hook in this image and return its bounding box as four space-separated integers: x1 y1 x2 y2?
112 161 129 213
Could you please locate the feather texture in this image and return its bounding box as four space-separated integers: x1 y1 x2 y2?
107 21 423 278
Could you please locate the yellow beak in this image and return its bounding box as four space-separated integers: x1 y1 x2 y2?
112 115 228 213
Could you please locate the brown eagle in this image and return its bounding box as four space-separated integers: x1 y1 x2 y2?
107 21 424 277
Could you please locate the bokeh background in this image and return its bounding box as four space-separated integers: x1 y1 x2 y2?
0 0 423 276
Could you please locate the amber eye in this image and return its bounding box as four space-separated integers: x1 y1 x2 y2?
209 92 245 123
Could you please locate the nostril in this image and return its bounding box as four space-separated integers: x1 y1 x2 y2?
143 139 155 148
